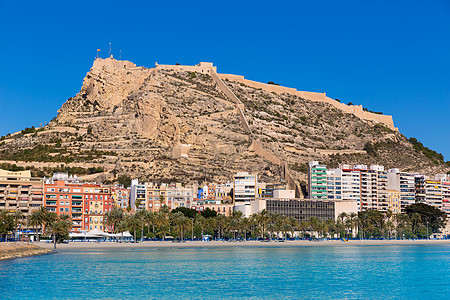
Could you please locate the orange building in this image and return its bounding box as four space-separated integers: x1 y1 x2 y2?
44 181 113 232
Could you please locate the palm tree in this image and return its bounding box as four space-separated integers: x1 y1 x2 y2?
256 209 268 239
348 212 357 238
288 217 298 240
13 210 24 241
59 214 72 232
47 220 69 249
242 217 250 240
105 207 125 241
326 219 336 239
145 211 156 238
172 212 190 241
155 210 170 241
126 213 142 242
215 214 226 240
136 209 147 241
299 221 309 239
28 211 41 242
0 209 14 241
309 216 320 239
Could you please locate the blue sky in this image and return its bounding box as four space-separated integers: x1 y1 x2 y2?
0 0 449 160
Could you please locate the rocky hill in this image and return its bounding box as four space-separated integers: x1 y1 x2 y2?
0 57 448 195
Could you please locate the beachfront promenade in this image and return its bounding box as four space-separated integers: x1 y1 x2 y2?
37 239 450 250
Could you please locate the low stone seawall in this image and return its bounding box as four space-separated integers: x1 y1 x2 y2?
0 242 53 261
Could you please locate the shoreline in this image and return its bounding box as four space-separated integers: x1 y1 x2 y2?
37 239 450 250
0 242 53 261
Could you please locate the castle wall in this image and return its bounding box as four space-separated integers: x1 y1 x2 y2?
156 62 217 74
249 140 282 165
219 74 396 131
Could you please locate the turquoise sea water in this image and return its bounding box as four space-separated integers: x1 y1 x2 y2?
1 244 450 299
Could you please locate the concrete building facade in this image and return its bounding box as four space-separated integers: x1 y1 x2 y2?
233 172 257 204
308 162 327 200
0 170 44 221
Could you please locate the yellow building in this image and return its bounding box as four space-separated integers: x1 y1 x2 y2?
0 169 44 218
387 190 400 214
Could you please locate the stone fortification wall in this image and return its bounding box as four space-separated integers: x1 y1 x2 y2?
247 140 301 197
92 57 138 70
211 71 303 198
219 74 396 131
210 72 251 134
249 140 282 165
283 164 303 199
156 62 217 74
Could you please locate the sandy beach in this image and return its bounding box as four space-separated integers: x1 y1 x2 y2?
37 239 450 250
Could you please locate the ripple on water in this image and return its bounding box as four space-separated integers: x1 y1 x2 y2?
0 244 449 299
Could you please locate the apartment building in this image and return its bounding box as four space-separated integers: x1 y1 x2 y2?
0 169 44 219
44 180 113 232
308 162 327 200
130 179 147 211
215 182 233 202
191 201 233 216
131 181 194 211
387 169 416 213
424 179 443 210
326 167 361 205
111 186 130 209
387 190 400 214
414 175 426 203
442 180 450 216
83 184 114 232
233 172 257 203
354 165 388 212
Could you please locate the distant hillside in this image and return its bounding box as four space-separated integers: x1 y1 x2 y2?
0 57 448 192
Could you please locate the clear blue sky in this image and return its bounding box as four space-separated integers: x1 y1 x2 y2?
0 0 449 160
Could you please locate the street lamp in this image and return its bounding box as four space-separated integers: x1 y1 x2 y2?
426 221 429 240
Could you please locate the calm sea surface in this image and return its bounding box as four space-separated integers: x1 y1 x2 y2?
1 244 449 299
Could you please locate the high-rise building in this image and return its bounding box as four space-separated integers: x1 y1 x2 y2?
387 169 416 213
0 169 44 222
308 162 327 200
354 165 388 212
414 175 426 203
424 179 443 210
233 172 257 203
130 179 147 211
327 167 361 208
442 180 450 217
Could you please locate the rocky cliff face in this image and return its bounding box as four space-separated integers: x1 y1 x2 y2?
0 57 448 186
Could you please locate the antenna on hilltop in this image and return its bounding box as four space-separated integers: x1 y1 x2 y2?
119 49 122 60
109 42 112 57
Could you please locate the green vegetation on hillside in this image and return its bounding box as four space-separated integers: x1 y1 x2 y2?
409 137 448 165
0 143 116 164
0 162 104 177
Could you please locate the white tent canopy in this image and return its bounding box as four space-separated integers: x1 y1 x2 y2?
116 231 132 238
86 229 111 238
69 230 133 239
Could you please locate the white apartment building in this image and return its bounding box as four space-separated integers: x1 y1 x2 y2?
327 167 361 208
130 179 147 210
233 172 257 203
353 165 388 212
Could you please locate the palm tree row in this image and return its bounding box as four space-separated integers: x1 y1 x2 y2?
1 208 72 247
105 203 446 242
